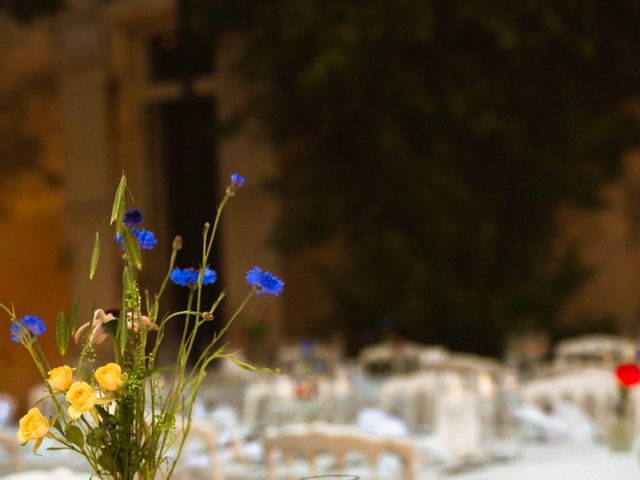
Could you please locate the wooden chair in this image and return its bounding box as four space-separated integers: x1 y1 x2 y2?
380 372 438 431
523 367 616 433
276 341 343 375
243 376 296 429
554 334 636 368
188 422 225 480
263 423 419 480
358 340 425 375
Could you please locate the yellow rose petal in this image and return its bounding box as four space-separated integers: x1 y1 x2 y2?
66 381 97 419
17 407 49 443
47 365 73 392
95 363 123 392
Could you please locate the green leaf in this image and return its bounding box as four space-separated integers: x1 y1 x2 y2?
122 227 142 270
116 311 126 360
117 268 132 356
123 265 137 293
53 419 63 434
55 311 70 355
46 447 71 451
140 366 176 379
110 173 127 236
224 354 278 375
33 437 43 455
64 424 84 449
98 452 116 472
86 430 102 448
34 394 56 406
89 232 101 280
70 294 79 334
94 406 113 421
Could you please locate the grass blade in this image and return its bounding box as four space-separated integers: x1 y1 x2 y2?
110 173 127 236
55 311 70 355
89 232 101 280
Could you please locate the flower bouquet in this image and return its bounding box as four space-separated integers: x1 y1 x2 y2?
2 172 283 479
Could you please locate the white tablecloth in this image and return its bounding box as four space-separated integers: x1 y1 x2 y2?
1 440 639 479
432 442 640 480
220 442 640 480
1 468 88 480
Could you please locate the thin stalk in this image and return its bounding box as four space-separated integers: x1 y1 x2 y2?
192 290 255 374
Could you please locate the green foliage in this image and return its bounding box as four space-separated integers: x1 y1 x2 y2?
209 0 640 355
54 311 70 355
64 424 84 449
122 228 142 270
110 173 126 237
89 232 101 280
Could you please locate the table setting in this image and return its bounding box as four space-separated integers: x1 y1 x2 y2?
132 347 640 480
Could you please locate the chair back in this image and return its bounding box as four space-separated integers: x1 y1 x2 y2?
264 424 419 480
523 367 616 433
554 334 636 368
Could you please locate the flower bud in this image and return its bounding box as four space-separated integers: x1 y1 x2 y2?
47 365 73 392
227 173 245 197
172 235 183 251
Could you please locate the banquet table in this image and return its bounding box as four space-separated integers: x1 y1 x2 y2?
1 437 639 479
192 440 640 480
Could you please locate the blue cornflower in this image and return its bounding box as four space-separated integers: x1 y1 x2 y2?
231 173 245 188
227 173 245 196
10 315 46 343
170 267 217 287
245 266 285 296
115 227 157 250
134 228 157 250
202 267 217 285
124 208 144 227
170 268 197 287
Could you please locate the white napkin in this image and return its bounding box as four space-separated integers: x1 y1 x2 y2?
356 408 409 436
515 400 595 442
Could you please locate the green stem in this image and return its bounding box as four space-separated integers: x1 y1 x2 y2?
192 290 255 374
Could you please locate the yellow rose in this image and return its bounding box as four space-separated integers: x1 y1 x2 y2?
47 365 73 392
17 407 49 443
95 363 123 392
66 381 96 419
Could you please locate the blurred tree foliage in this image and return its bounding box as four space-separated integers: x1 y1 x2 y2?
0 0 61 22
209 1 640 355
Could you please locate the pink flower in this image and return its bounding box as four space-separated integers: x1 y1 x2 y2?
75 309 158 345
126 312 158 333
74 309 117 345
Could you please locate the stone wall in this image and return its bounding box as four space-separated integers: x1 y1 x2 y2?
0 15 70 411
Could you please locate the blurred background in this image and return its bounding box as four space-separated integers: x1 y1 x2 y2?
2 0 640 411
